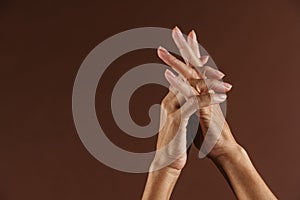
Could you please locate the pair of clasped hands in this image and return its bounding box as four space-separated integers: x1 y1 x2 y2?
142 27 277 200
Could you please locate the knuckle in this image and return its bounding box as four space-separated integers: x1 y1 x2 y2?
205 93 212 102
188 78 197 88
188 78 208 94
191 67 201 78
199 79 208 91
199 94 211 108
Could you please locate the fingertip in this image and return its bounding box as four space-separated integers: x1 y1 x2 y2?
172 26 183 40
164 70 176 85
223 82 233 91
165 69 176 78
158 46 167 52
172 28 177 40
191 30 196 40
173 26 181 33
200 55 210 64
212 93 227 104
157 46 169 58
188 30 193 38
157 46 161 54
218 71 225 79
220 93 227 101
213 68 225 79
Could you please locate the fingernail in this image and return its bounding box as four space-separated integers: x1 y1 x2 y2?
223 82 232 90
158 46 169 55
201 55 209 64
165 70 178 86
165 69 176 78
215 69 225 78
173 26 183 37
191 30 197 41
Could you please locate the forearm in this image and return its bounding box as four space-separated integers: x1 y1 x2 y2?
142 166 181 200
213 144 277 200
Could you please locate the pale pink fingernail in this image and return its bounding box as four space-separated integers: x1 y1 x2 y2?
201 55 209 64
158 46 169 56
223 82 232 90
191 30 197 41
173 26 183 37
215 69 225 78
165 70 178 86
165 69 176 78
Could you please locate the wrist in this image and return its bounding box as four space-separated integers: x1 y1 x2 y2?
212 143 247 166
151 150 187 171
148 165 182 185
142 162 182 200
149 160 182 176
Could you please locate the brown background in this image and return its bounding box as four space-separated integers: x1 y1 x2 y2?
1 0 300 199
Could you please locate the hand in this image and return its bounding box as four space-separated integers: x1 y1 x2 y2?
142 58 227 200
156 27 277 200
152 70 227 171
157 26 238 160
144 26 277 200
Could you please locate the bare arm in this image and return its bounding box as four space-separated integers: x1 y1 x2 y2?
213 142 277 199
142 166 181 200
158 26 277 199
142 58 228 199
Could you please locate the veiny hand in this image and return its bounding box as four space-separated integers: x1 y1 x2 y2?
152 69 227 171
144 27 277 200
157 26 239 161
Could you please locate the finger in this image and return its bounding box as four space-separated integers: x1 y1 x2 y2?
173 27 222 80
169 85 178 95
187 30 201 59
200 55 209 64
188 78 233 93
165 69 194 100
172 26 203 68
180 93 227 118
197 93 227 107
158 46 200 79
208 80 232 92
198 66 225 80
187 31 209 65
165 69 231 100
175 92 185 105
188 78 209 93
176 74 191 102
185 30 225 80
168 80 185 105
